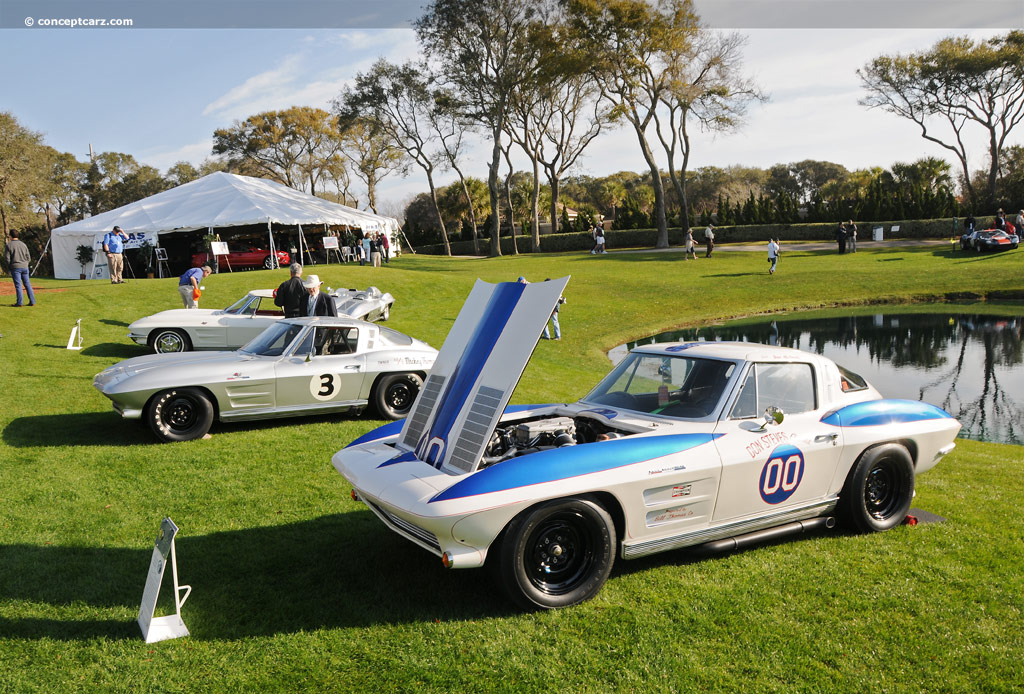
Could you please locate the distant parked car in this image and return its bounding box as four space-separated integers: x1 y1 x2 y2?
128 287 396 354
192 246 290 270
959 228 1019 252
97 316 437 442
333 286 395 322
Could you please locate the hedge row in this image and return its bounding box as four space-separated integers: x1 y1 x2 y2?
414 217 963 255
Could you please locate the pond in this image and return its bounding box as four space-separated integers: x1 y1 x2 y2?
608 309 1024 446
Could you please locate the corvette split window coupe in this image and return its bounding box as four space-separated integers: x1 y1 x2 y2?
127 287 396 354
332 278 961 610
959 228 1019 252
96 316 436 442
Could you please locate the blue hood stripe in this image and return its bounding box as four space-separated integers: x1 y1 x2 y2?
820 399 953 427
416 281 526 465
429 433 721 503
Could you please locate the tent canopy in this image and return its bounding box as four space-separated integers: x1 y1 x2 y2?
49 172 399 279
52 171 398 236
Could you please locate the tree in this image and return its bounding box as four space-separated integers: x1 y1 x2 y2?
213 106 346 194
859 31 1024 207
432 90 483 254
570 0 701 248
655 29 764 231
335 117 408 214
417 0 543 256
0 112 51 243
337 60 450 254
165 161 200 187
43 149 88 227
82 151 167 215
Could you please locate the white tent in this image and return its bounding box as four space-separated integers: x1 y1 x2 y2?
49 172 399 279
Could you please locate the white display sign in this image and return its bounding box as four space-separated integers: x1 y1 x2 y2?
322 236 339 250
211 241 230 256
138 517 192 643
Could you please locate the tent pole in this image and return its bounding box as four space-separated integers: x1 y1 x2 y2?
267 220 278 270
32 234 53 275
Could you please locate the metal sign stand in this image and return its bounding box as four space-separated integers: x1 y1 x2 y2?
66 319 83 350
138 517 192 643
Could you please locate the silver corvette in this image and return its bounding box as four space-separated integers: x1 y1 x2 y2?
127 287 396 354
96 316 436 442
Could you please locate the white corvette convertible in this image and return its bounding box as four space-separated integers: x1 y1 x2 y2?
127 287 395 354
332 278 961 609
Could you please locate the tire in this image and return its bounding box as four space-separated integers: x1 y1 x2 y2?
263 255 275 269
839 443 915 533
373 373 423 419
494 498 615 610
960 240 968 251
151 328 192 354
147 388 214 442
381 303 391 321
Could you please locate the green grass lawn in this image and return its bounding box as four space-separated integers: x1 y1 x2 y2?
2 245 1023 692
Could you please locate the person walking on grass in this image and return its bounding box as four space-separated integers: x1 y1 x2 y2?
704 223 715 257
767 238 780 275
684 228 697 260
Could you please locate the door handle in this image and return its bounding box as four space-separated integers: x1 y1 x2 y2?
344 365 361 370
814 433 839 445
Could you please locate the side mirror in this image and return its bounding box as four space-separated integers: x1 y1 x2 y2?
756 406 784 431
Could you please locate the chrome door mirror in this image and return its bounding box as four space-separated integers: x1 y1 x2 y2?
756 406 784 431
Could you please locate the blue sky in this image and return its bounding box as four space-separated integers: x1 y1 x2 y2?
2 20 1018 216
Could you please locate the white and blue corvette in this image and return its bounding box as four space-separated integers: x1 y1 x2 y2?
332 278 961 609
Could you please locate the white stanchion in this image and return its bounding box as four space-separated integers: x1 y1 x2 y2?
66 319 83 350
138 517 192 643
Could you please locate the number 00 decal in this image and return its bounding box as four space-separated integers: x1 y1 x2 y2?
759 444 805 504
309 373 340 401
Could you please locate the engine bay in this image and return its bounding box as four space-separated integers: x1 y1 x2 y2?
480 413 636 468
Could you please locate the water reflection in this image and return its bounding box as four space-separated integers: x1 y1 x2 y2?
609 312 1024 446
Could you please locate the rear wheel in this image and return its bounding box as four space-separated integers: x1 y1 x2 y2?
373 373 422 419
147 388 214 442
151 328 192 354
495 498 615 610
839 444 914 533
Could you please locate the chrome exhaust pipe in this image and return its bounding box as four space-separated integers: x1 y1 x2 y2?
695 517 836 554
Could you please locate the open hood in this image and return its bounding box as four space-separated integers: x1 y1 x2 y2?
396 277 569 475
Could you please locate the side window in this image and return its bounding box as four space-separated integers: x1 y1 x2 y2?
314 327 359 356
731 363 816 418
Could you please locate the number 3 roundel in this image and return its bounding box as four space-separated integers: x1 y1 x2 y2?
759 444 805 504
310 373 339 401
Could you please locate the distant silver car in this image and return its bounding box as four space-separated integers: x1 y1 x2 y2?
96 316 436 442
332 286 395 322
127 287 396 354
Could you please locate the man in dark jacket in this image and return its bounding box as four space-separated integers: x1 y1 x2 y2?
300 275 338 317
274 263 305 317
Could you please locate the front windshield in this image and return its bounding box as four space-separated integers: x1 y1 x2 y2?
223 294 255 315
239 322 306 356
583 352 736 418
